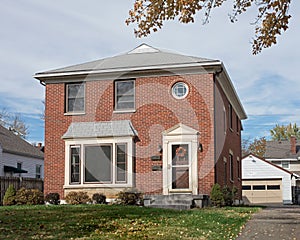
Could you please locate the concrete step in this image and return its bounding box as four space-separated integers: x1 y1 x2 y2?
147 204 191 210
144 194 209 209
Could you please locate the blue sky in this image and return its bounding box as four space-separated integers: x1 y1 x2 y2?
1 0 299 144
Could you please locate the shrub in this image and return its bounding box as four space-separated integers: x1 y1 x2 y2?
15 188 44 205
92 193 106 204
3 184 16 206
210 183 224 207
65 191 91 205
115 188 143 206
45 192 60 205
222 186 234 206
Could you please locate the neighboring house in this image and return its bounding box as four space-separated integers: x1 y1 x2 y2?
0 125 44 179
242 154 295 204
34 44 247 203
265 136 300 182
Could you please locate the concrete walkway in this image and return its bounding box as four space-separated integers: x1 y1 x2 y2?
237 205 300 240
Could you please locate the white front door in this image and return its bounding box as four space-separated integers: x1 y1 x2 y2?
168 143 191 192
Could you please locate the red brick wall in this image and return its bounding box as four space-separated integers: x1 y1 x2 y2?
214 80 242 199
44 73 220 197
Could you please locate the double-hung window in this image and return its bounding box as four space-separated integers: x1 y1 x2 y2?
115 80 135 111
228 104 233 130
229 153 234 182
66 83 85 113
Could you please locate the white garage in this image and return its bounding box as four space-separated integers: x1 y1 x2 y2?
242 154 293 204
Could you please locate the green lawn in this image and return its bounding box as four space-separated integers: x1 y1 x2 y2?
0 204 259 239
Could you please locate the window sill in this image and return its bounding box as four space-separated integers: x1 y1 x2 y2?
64 112 85 116
113 109 136 114
64 183 132 189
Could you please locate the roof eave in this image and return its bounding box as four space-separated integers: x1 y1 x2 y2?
216 62 247 120
34 61 222 81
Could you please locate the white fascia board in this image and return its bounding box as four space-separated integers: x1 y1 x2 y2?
267 158 298 162
217 62 247 120
33 61 222 80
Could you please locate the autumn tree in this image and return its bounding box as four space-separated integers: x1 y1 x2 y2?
270 123 300 141
126 0 291 54
242 137 266 157
0 109 28 138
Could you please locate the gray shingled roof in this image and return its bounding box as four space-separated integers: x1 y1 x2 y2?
0 125 44 159
62 120 138 139
35 44 217 75
264 140 300 159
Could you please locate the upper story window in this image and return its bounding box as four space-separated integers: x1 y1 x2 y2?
66 83 85 113
115 80 135 111
228 104 233 130
172 82 189 99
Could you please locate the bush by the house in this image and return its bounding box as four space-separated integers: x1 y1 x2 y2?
15 188 44 205
210 183 224 207
65 191 91 205
3 184 16 206
92 193 106 204
45 192 60 205
222 186 234 206
211 184 239 207
115 188 143 206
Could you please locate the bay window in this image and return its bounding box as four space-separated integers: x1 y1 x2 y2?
66 141 132 186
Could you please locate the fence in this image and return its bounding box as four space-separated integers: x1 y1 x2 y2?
0 176 44 205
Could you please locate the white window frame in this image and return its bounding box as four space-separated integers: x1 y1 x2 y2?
171 82 189 99
65 82 85 114
115 80 135 111
64 137 134 189
70 145 81 184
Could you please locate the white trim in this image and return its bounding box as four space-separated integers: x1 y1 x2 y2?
171 82 189 99
64 137 134 189
34 61 222 79
162 124 199 195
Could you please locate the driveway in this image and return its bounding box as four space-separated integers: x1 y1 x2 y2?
237 205 300 240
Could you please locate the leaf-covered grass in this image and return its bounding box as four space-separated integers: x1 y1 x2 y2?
0 204 260 239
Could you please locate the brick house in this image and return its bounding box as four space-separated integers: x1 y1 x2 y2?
34 44 246 203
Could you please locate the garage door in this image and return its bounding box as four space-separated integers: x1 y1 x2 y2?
242 179 282 203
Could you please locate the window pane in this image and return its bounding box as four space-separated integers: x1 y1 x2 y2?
242 185 251 190
253 185 266 190
267 185 280 190
70 147 80 183
116 144 127 182
85 145 112 182
117 81 134 95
